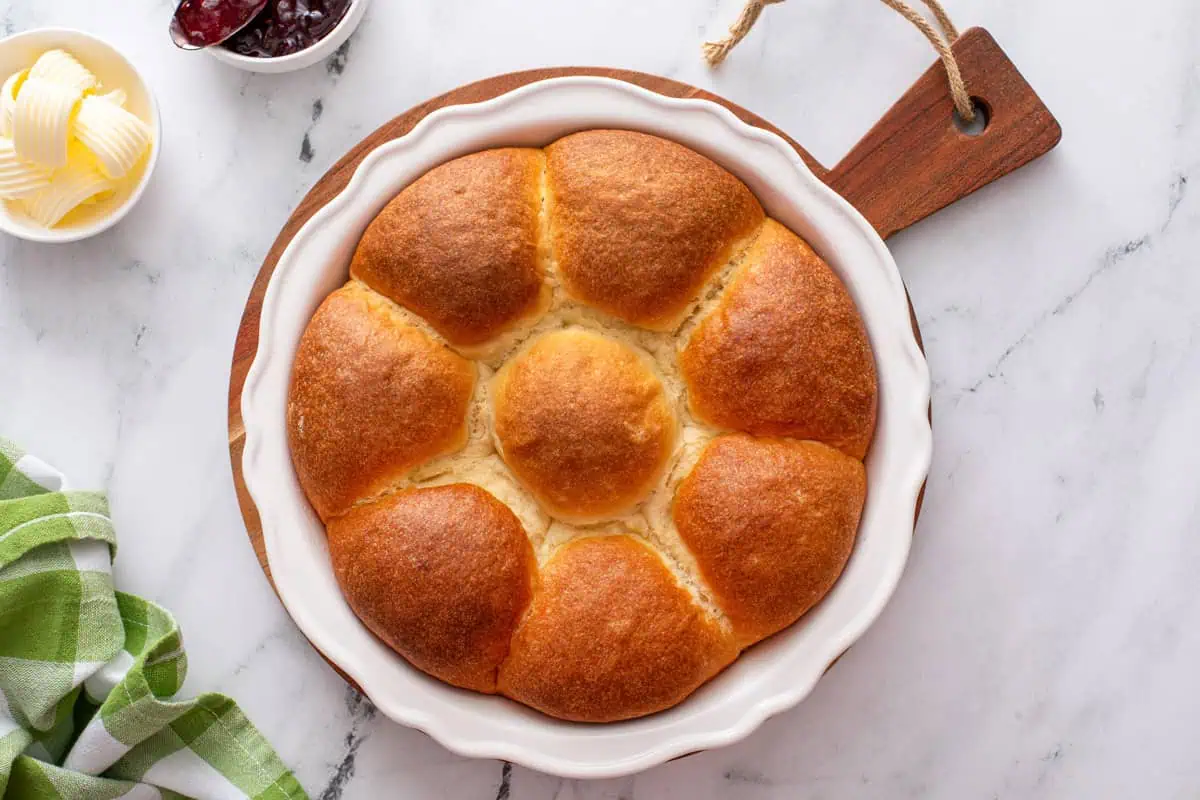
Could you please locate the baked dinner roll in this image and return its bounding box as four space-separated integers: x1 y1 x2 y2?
673 435 867 645
681 219 878 459
545 130 763 330
290 130 882 722
350 148 549 347
287 283 476 520
327 485 536 692
497 535 737 722
491 329 676 522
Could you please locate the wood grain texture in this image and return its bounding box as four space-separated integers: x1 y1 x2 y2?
827 28 1062 239
227 50 1057 687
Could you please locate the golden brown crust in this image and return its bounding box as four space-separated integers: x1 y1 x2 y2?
491 329 676 521
288 133 882 722
327 484 536 692
680 219 878 459
497 535 736 722
287 283 476 521
673 435 866 646
350 148 549 347
545 130 763 330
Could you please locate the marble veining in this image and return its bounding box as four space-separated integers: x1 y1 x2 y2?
2 0 1199 796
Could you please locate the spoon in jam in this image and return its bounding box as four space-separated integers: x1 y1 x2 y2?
169 0 270 50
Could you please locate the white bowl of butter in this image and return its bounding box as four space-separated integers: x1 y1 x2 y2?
0 28 160 243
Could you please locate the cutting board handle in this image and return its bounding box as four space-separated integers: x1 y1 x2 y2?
824 27 1061 239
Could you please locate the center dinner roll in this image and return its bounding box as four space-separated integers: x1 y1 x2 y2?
287 129 880 722
491 329 676 522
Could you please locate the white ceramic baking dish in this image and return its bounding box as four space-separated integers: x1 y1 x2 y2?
240 77 932 779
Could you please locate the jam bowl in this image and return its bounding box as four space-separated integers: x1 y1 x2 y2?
205 0 371 74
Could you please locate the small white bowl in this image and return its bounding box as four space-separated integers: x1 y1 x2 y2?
206 0 371 74
0 28 161 244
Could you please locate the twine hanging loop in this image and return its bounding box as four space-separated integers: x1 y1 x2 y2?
703 0 977 122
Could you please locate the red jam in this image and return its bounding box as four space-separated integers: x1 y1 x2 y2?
222 0 354 58
173 0 267 48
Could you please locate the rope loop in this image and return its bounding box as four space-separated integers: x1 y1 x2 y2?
703 0 977 122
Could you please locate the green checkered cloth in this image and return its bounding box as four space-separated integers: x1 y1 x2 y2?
0 439 306 800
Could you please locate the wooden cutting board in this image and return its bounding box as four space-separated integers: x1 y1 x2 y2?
227 27 1059 686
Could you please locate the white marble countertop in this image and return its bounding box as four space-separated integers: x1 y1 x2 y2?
3 0 1198 796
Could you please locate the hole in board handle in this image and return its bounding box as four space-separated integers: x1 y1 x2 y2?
953 97 990 137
